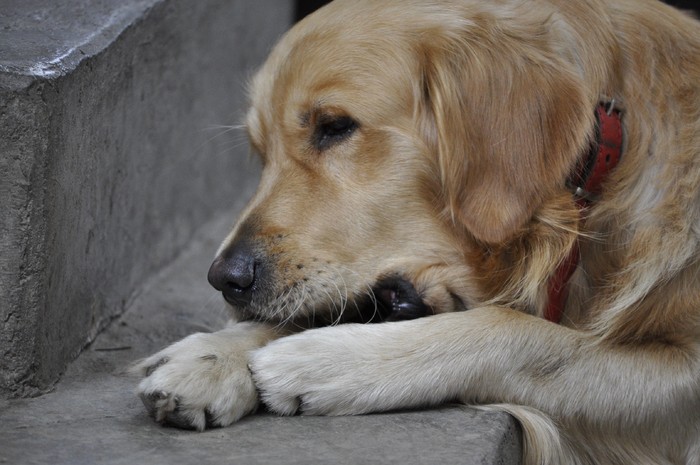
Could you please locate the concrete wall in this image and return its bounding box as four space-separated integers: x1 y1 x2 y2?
0 0 291 397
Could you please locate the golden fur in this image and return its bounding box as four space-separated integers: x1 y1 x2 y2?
134 1 700 463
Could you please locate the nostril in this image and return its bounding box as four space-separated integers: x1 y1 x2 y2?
207 245 257 306
224 261 255 291
208 258 255 290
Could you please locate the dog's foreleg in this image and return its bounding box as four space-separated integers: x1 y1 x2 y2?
250 307 700 462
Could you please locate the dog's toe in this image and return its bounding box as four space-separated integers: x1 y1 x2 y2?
138 389 211 431
139 389 167 417
163 401 207 431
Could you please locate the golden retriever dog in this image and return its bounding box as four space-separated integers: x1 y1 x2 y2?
133 0 700 463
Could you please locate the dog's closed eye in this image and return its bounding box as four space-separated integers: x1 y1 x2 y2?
313 115 358 151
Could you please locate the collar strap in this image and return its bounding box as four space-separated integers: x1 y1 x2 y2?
545 101 623 323
566 101 623 203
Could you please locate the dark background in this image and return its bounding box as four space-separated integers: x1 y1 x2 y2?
663 0 700 12
295 0 700 22
295 0 330 20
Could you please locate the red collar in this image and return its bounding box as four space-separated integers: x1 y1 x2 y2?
544 102 623 323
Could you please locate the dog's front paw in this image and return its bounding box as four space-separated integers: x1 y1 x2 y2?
250 324 393 417
131 330 258 431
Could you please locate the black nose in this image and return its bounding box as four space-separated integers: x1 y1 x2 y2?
207 241 256 306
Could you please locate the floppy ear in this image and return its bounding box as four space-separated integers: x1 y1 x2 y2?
418 25 592 244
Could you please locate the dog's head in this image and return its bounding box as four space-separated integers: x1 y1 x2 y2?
209 0 593 325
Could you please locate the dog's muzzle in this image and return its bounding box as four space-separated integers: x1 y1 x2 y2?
208 237 432 324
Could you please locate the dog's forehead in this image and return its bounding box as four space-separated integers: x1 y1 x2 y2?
246 0 507 105
244 0 511 150
254 33 409 95
248 1 473 98
246 29 418 149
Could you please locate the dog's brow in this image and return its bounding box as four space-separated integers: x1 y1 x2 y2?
300 111 311 128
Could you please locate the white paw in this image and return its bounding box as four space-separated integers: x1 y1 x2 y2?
132 329 259 430
249 324 410 416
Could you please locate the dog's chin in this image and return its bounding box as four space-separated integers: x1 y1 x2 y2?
224 275 433 326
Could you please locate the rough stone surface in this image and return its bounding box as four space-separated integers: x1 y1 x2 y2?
0 0 157 85
0 215 523 465
0 0 289 397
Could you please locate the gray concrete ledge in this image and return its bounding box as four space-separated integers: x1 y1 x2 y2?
0 0 158 87
0 0 291 397
0 214 522 465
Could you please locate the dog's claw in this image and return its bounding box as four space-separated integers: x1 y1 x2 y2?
162 401 203 431
139 390 167 417
140 391 206 430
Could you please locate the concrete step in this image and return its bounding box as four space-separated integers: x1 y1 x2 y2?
1 0 287 397
0 214 522 465
0 0 522 462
